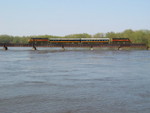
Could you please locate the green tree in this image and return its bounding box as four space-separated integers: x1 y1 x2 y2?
65 33 91 38
93 33 105 38
105 32 117 38
0 35 13 43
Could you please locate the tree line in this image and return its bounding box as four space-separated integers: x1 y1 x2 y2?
0 29 150 46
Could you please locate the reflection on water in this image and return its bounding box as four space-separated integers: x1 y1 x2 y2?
0 48 150 113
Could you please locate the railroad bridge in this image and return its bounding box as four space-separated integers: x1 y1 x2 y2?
0 43 148 50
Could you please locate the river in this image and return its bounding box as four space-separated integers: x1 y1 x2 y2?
0 47 150 113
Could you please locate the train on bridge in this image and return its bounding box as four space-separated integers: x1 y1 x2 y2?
28 38 131 45
1 38 147 50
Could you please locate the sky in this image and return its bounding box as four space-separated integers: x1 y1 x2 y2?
0 0 150 36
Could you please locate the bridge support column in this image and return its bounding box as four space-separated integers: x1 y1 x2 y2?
90 46 93 50
3 45 8 50
62 45 65 50
118 46 122 50
32 45 37 50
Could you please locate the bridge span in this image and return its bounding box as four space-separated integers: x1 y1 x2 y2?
0 43 148 50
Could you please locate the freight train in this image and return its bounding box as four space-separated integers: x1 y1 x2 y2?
28 38 131 45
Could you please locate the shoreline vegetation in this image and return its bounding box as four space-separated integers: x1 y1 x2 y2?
0 29 150 46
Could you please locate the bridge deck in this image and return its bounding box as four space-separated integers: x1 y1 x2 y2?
0 43 148 50
0 43 147 48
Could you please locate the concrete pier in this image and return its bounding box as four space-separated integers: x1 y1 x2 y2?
32 45 37 50
90 46 93 50
62 45 65 50
3 45 8 50
118 46 122 50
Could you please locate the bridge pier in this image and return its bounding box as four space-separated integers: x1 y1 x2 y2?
32 45 37 50
90 46 93 50
3 45 8 50
118 46 122 50
62 45 65 50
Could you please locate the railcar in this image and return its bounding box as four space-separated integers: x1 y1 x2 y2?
49 38 81 44
81 38 110 44
111 38 131 44
28 38 49 45
28 37 132 45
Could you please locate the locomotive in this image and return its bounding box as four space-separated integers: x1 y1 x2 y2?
28 38 49 45
111 38 131 44
28 38 131 45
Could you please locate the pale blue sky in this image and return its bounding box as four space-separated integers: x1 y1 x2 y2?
0 0 150 36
